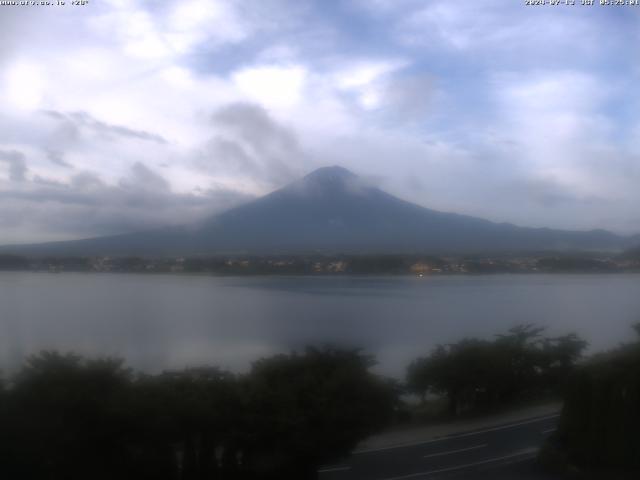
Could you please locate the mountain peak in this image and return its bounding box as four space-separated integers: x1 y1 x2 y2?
303 165 357 182
284 166 364 197
307 165 355 176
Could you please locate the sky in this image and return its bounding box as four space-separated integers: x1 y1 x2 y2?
1 0 640 243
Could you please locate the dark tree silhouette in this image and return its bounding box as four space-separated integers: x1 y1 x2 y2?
242 347 395 479
549 324 640 474
0 347 396 480
407 325 587 416
2 352 133 479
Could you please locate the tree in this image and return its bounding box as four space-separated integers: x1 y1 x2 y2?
539 333 588 392
3 352 133 479
131 367 242 480
242 347 396 479
408 339 502 415
0 254 28 270
0 348 396 480
551 324 640 473
407 325 587 417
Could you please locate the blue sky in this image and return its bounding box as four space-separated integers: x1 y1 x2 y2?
1 0 640 242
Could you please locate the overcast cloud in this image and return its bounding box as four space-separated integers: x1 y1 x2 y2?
1 0 639 242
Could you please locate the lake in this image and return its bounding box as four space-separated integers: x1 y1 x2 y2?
1 272 639 377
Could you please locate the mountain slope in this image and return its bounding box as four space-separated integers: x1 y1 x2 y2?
1 166 635 256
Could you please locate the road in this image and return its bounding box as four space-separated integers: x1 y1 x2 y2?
318 413 561 480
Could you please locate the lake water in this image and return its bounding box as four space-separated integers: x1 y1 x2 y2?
1 272 639 377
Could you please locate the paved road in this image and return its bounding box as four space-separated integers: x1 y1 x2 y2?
318 413 560 480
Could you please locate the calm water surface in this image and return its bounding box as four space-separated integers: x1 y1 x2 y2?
1 272 639 377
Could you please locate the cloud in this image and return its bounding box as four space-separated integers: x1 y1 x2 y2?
196 102 307 189
328 58 413 111
47 150 73 168
380 74 434 117
350 71 436 120
334 59 407 90
88 0 250 60
394 1 593 56
4 62 45 110
42 110 168 144
120 162 170 192
0 162 252 243
232 65 307 109
0 149 28 182
492 70 615 193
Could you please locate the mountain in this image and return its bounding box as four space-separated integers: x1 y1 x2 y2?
2 166 637 256
621 245 640 260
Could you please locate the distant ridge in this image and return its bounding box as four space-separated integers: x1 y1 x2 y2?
2 166 638 256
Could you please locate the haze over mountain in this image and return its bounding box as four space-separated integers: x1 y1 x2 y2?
2 166 638 256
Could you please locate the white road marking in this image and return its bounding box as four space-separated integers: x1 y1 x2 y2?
542 428 557 434
423 443 487 459
355 413 560 454
318 465 351 473
380 447 539 480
